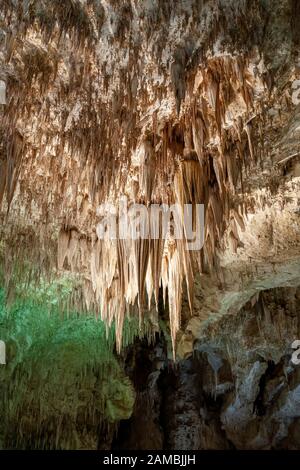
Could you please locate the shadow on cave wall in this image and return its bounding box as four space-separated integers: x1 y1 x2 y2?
112 287 300 450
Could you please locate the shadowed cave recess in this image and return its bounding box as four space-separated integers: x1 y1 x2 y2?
1 0 300 450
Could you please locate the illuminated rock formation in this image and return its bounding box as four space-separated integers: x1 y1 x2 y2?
1 0 300 450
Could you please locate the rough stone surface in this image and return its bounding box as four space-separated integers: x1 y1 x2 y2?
1 0 300 449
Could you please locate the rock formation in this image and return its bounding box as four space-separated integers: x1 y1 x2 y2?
1 0 300 450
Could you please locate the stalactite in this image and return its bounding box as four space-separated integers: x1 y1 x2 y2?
0 0 276 358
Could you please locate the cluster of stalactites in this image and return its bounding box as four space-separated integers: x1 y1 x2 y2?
76 56 261 355
57 57 259 352
1 1 265 357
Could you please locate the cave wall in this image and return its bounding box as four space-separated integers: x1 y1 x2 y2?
1 0 300 351
114 288 300 450
1 0 300 450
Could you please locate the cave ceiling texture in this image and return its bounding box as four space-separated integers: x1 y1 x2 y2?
1 0 300 452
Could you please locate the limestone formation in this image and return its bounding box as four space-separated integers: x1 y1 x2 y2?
1 0 300 450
